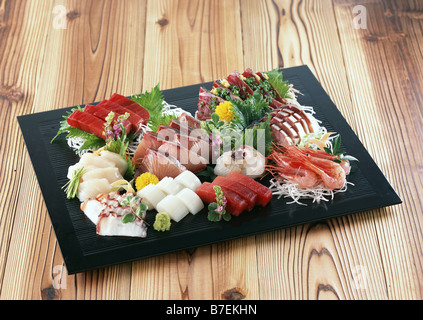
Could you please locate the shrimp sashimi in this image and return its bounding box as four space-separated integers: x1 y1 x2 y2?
267 145 347 190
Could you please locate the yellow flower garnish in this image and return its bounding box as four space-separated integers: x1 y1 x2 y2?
135 172 159 191
215 101 235 122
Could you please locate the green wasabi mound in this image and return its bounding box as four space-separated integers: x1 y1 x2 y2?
153 212 171 232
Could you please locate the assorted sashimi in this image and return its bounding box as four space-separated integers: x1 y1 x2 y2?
54 67 356 239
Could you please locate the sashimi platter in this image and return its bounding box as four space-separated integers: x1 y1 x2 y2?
19 66 401 273
52 67 358 237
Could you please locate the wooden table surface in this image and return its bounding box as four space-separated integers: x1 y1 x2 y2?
0 0 422 300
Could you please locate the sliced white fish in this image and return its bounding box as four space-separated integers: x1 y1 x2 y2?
137 183 166 210
175 188 204 215
174 170 202 191
97 215 147 238
156 195 189 222
78 178 113 202
82 167 123 184
156 177 184 195
99 150 128 176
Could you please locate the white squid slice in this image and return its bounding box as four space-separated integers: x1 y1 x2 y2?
174 170 202 192
175 188 204 215
156 195 189 222
137 183 166 210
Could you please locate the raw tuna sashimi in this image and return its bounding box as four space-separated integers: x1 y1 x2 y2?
226 172 272 207
195 182 248 216
84 104 132 134
226 70 254 100
66 110 106 139
211 176 257 211
137 148 186 180
158 141 207 173
133 132 165 168
196 87 225 120
109 93 150 120
255 71 286 104
98 100 145 131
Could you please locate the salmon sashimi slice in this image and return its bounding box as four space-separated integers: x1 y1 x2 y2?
109 93 150 120
211 176 257 211
98 100 145 132
195 182 248 216
158 141 207 173
84 104 132 134
133 132 165 169
226 172 272 206
138 148 186 180
67 110 106 139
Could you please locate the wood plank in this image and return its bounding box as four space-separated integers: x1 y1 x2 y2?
333 0 423 299
239 0 393 299
1 0 148 299
130 0 261 300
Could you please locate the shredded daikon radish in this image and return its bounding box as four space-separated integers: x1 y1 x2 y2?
269 177 353 206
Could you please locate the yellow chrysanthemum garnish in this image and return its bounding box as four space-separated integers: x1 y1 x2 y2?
215 101 235 122
135 172 159 191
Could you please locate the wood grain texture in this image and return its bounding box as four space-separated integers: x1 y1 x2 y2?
0 0 421 300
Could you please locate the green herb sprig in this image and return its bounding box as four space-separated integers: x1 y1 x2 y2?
207 186 231 222
324 135 359 163
62 166 86 199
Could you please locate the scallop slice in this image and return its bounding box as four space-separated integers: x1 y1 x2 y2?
175 188 204 215
78 178 113 202
137 183 166 210
174 170 202 191
79 153 116 170
99 150 128 176
156 177 184 195
82 167 123 184
156 195 189 222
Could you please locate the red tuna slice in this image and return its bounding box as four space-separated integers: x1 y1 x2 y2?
84 104 132 134
195 182 248 216
138 148 186 180
196 87 225 120
226 172 272 207
174 133 211 163
98 100 146 132
133 132 165 169
226 70 254 100
158 141 207 173
212 176 257 211
109 94 150 120
178 112 202 129
109 93 134 107
67 110 106 139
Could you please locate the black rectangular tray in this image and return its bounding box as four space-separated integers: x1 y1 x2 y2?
17 65 402 274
